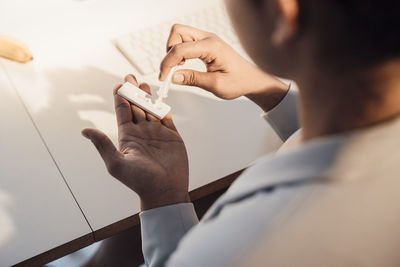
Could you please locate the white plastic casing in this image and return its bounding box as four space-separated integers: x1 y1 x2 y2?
117 82 171 120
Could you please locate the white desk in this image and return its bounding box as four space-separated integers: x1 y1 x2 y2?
0 63 92 267
0 0 281 265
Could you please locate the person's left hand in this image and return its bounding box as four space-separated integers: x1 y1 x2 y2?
81 75 190 211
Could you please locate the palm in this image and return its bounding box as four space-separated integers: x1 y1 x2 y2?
116 122 188 197
82 76 190 209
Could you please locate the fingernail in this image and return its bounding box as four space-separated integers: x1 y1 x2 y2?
81 131 90 139
173 73 185 84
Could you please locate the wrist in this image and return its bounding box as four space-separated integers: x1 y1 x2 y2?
245 76 289 113
140 191 191 211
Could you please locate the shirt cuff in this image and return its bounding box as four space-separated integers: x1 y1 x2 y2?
140 203 199 267
262 84 299 141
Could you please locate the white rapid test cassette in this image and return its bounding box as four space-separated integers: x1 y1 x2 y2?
117 67 178 119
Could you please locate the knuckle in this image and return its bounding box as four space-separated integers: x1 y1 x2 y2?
160 44 182 71
188 72 197 85
169 45 178 56
171 23 182 33
168 44 184 61
170 44 182 56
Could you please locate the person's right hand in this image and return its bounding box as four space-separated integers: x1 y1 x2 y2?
159 24 289 112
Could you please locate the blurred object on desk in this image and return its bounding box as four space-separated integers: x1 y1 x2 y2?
0 35 33 63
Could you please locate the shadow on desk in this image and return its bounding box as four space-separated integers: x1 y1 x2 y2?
40 65 277 193
11 65 279 266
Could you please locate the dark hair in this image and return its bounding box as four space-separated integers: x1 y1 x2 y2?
299 0 400 68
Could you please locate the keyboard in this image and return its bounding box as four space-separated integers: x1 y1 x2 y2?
113 3 244 76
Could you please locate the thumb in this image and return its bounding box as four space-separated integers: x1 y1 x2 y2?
81 128 121 173
172 69 216 90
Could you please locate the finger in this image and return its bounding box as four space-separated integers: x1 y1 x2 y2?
131 104 146 123
113 83 123 94
172 69 219 90
139 83 152 95
81 128 122 175
161 113 177 131
113 83 133 126
160 38 216 81
166 24 214 52
125 74 139 86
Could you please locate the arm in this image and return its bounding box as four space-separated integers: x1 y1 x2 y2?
84 25 299 267
138 89 299 267
137 26 299 266
140 203 198 267
262 85 299 141
82 75 196 267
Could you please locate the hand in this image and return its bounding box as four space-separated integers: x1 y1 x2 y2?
159 24 289 112
82 75 190 211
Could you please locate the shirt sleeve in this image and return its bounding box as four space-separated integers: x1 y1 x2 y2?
140 203 199 267
262 84 299 142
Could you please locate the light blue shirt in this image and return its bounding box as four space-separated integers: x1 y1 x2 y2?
139 87 400 267
141 88 301 266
